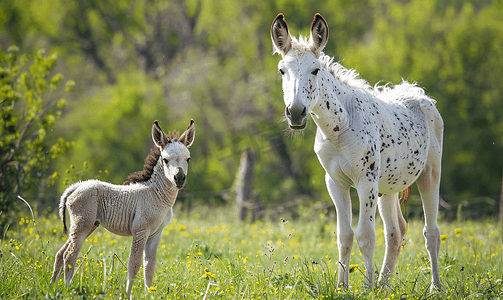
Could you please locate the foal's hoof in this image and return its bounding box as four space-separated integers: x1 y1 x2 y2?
430 283 442 293
336 282 348 292
377 277 391 289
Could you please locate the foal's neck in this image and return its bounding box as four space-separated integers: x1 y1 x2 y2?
149 160 179 207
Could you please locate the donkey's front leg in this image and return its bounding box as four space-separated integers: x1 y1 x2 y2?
126 229 149 299
326 174 353 289
355 181 379 288
143 230 162 290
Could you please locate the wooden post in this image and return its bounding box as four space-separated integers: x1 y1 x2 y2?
235 148 256 222
251 192 261 223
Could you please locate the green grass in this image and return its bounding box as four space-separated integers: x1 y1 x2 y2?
1 205 502 299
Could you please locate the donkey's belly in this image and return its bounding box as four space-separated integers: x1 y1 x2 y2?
378 172 418 194
96 199 134 236
378 150 428 194
100 222 132 236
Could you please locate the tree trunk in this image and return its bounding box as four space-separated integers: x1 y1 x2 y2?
235 148 256 222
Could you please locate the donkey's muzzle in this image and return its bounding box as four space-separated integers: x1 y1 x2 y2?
174 167 186 189
285 104 307 129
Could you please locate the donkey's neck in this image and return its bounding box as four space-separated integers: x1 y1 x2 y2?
148 160 179 207
310 70 353 140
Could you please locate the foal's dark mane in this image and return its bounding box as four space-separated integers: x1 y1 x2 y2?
123 131 180 185
123 147 161 185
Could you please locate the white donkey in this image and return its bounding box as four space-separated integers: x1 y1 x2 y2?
51 120 195 297
271 14 443 290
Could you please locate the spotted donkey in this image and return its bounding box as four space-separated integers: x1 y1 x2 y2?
51 120 195 298
271 14 443 290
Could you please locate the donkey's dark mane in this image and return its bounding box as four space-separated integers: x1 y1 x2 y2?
123 131 181 185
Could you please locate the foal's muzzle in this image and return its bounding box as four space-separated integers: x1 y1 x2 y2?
285 104 307 129
174 167 186 189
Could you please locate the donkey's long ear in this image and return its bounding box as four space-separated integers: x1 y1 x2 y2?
179 119 195 148
309 14 329 57
152 120 168 149
271 14 292 57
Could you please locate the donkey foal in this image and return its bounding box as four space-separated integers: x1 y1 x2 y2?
50 120 195 298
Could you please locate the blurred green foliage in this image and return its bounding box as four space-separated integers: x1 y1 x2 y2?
0 0 502 218
342 0 503 203
0 46 71 227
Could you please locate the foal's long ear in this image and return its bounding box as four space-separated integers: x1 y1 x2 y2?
271 14 292 57
309 13 329 57
152 120 168 149
179 119 195 148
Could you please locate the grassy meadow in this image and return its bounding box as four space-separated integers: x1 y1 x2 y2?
0 204 502 299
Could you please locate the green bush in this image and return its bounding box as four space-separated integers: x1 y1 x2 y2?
0 46 71 229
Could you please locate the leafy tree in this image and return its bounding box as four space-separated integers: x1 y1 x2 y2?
343 0 503 203
0 46 71 227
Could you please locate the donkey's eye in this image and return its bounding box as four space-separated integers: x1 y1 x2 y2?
163 158 169 164
311 68 320 76
279 69 285 75
186 157 191 163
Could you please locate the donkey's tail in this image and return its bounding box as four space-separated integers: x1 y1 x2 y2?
59 183 80 235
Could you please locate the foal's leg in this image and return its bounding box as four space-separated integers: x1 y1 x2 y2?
326 174 353 289
63 216 97 285
355 181 379 288
126 229 149 298
416 162 442 290
51 240 71 283
143 230 162 290
377 192 407 286
50 221 100 284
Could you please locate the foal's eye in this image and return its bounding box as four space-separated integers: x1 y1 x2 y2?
279 69 285 75
186 157 191 163
163 158 169 164
311 68 320 76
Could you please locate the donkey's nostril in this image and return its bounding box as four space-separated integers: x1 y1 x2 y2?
285 106 291 116
301 107 307 117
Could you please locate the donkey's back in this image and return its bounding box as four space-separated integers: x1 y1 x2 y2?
60 180 144 236
370 82 442 195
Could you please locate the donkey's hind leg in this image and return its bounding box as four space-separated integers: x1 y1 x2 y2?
416 162 442 290
51 220 99 284
417 98 443 291
62 216 98 285
51 240 71 283
377 192 407 286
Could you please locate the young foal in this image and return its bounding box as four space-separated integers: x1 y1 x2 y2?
271 14 443 290
51 120 195 297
